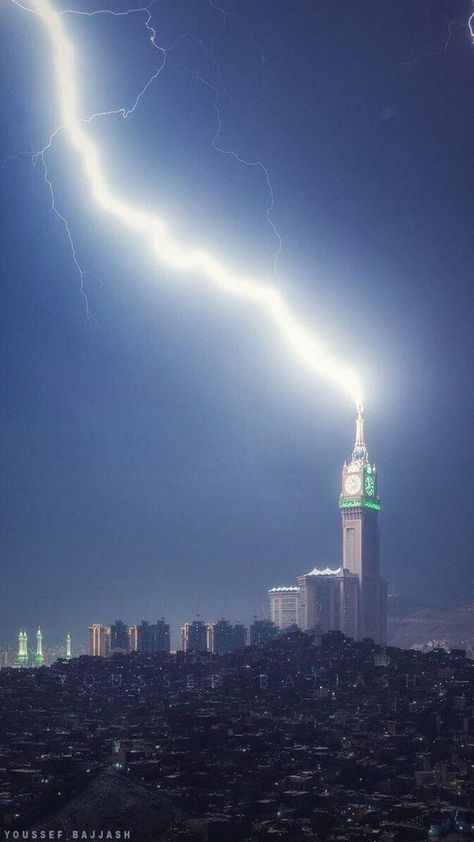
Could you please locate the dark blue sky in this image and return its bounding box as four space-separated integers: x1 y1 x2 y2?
1 0 473 649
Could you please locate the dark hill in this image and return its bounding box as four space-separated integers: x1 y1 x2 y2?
34 769 189 841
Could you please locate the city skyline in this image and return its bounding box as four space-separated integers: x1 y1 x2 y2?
3 405 384 653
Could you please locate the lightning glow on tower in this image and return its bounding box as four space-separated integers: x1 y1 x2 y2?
7 0 363 407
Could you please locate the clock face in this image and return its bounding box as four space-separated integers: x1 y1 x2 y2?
365 474 376 497
344 474 362 495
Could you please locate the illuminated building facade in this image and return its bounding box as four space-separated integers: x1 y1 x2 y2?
340 405 387 643
17 630 28 666
269 406 387 644
35 628 44 666
297 567 359 639
89 623 110 657
268 586 300 629
65 633 72 660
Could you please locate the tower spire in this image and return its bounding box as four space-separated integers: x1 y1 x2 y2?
35 628 44 666
352 402 368 462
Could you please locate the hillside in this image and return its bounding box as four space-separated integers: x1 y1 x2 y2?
388 602 474 657
34 769 189 840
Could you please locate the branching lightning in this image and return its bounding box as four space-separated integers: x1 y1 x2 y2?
401 20 463 68
469 5 474 43
5 0 363 406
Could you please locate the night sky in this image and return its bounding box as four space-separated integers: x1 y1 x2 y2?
1 0 473 650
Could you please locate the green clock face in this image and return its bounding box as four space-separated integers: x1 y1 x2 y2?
364 474 375 497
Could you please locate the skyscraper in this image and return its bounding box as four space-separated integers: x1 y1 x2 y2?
110 620 129 654
181 620 208 653
89 623 110 657
297 567 359 638
268 586 300 629
339 405 387 643
130 620 171 654
269 406 387 644
207 619 247 654
249 619 278 646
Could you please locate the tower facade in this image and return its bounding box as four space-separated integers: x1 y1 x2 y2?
89 623 111 657
268 586 300 629
181 620 208 653
17 630 28 666
249 619 278 646
130 620 171 654
297 567 359 638
339 405 386 643
207 619 247 654
110 620 130 654
35 628 44 666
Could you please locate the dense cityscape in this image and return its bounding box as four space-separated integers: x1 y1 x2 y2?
0 631 473 840
0 410 472 840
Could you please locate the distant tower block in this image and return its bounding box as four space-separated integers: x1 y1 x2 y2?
35 628 44 666
268 586 300 629
17 630 28 665
65 633 72 661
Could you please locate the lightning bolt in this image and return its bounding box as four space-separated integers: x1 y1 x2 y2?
401 19 465 69
5 0 363 407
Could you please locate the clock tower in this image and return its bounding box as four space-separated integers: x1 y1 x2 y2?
339 405 386 643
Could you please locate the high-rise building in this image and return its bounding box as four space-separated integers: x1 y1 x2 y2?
110 620 129 654
339 404 387 643
89 623 111 657
181 620 208 653
130 620 171 654
268 586 300 629
249 619 278 646
65 633 72 661
269 405 387 645
207 619 247 654
297 567 359 638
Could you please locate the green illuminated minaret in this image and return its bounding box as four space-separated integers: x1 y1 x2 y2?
65 633 72 661
17 630 28 665
35 628 44 666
